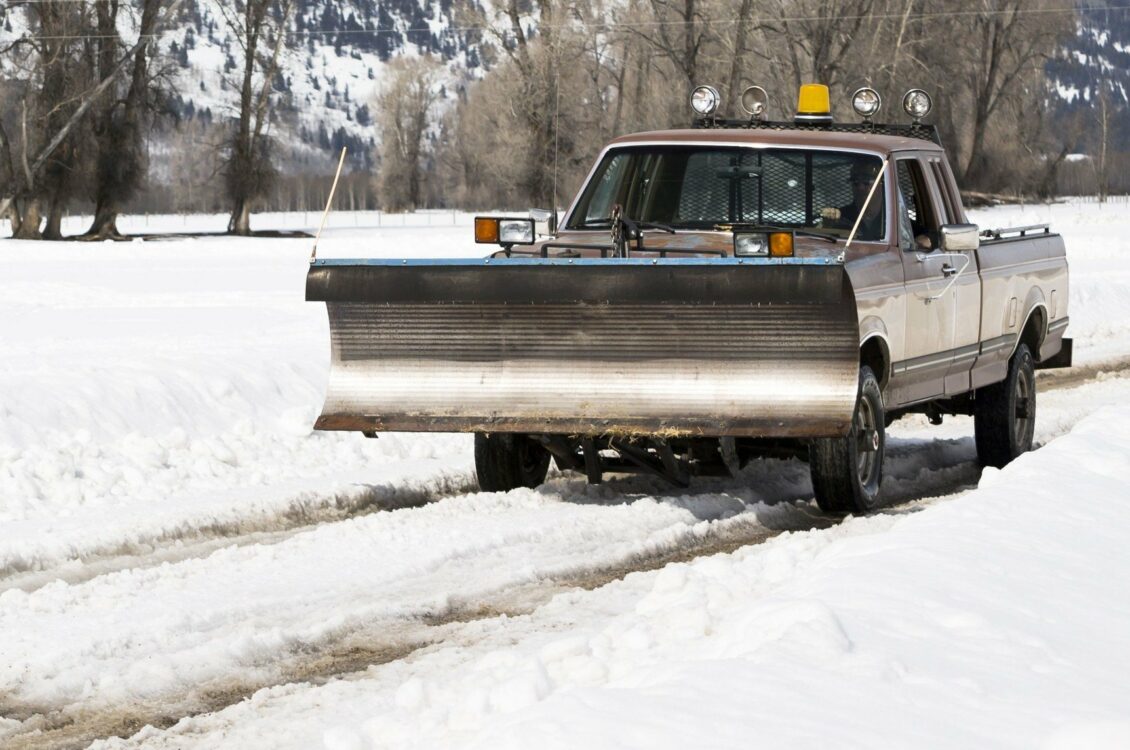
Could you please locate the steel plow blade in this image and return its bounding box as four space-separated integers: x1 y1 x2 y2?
307 259 861 438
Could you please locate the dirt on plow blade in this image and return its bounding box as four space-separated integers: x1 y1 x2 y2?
306 258 860 438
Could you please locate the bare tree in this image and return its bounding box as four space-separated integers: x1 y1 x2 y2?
948 0 1072 186
11 1 93 239
722 0 763 117
1095 87 1110 203
218 0 292 235
82 0 173 240
0 0 182 238
630 0 712 105
374 56 442 212
758 0 875 96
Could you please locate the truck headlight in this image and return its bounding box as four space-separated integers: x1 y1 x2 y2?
474 217 536 245
499 219 534 245
734 232 769 256
734 230 794 258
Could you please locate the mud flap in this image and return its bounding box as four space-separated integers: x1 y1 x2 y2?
306 258 860 438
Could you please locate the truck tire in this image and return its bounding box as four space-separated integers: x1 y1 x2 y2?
975 343 1036 468
810 366 885 514
474 433 551 492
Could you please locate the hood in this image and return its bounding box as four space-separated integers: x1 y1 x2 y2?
526 229 849 260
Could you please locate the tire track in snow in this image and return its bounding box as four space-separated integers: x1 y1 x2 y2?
3 362 1126 749
0 470 478 594
0 462 973 750
5 356 1124 598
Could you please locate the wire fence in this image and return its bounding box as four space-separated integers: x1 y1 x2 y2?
1066 194 1130 205
0 209 477 238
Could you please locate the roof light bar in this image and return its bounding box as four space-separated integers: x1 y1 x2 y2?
740 86 769 120
902 89 932 123
851 87 882 120
691 86 721 117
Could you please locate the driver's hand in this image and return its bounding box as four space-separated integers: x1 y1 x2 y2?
915 234 932 250
820 207 842 221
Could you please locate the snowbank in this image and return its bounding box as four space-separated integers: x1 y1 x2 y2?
101 403 1130 749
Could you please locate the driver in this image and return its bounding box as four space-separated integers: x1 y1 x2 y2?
820 160 885 241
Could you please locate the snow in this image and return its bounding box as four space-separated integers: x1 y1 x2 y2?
1056 81 1081 104
121 404 1130 750
1 200 1130 748
967 199 1130 365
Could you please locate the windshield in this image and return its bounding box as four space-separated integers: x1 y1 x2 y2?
567 146 887 241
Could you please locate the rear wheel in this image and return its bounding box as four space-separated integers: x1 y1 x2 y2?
474 433 551 492
810 366 885 514
975 343 1036 468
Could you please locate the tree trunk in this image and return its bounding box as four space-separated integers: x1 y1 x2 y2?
726 0 756 118
13 199 42 240
3 199 21 237
43 192 64 240
85 199 123 239
963 132 989 189
229 199 251 235
1098 90 1109 203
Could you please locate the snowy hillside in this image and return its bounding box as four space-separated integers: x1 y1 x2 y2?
1047 4 1130 151
158 0 484 173
1 200 1130 748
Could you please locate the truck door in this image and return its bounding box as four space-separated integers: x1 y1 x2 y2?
928 155 983 394
893 155 956 404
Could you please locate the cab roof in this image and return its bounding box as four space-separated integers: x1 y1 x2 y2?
607 126 945 156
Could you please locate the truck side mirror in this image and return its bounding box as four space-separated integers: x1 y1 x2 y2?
940 223 980 252
529 208 558 234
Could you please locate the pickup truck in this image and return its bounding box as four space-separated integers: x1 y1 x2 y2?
307 84 1070 514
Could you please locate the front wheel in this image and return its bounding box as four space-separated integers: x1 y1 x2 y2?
810 366 886 514
474 433 551 492
974 343 1036 468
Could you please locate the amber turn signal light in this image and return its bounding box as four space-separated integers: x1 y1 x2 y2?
475 217 500 243
769 232 794 257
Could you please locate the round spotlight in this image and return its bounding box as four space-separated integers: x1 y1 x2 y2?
691 85 721 117
902 89 932 121
740 86 769 118
851 87 882 120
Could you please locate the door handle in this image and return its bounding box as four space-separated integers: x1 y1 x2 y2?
921 254 970 304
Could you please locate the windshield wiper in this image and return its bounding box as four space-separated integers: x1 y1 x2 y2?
577 218 676 234
714 223 838 244
795 230 838 243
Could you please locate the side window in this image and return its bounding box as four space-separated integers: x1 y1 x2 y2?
895 158 939 249
896 189 915 250
929 159 959 224
896 160 918 224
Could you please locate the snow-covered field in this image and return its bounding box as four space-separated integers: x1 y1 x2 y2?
1 201 1130 749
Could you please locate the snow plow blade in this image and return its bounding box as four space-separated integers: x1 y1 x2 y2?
307 258 860 438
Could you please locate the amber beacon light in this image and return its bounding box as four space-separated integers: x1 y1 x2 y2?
795 84 833 124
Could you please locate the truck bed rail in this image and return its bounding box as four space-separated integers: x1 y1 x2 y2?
979 224 1051 241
